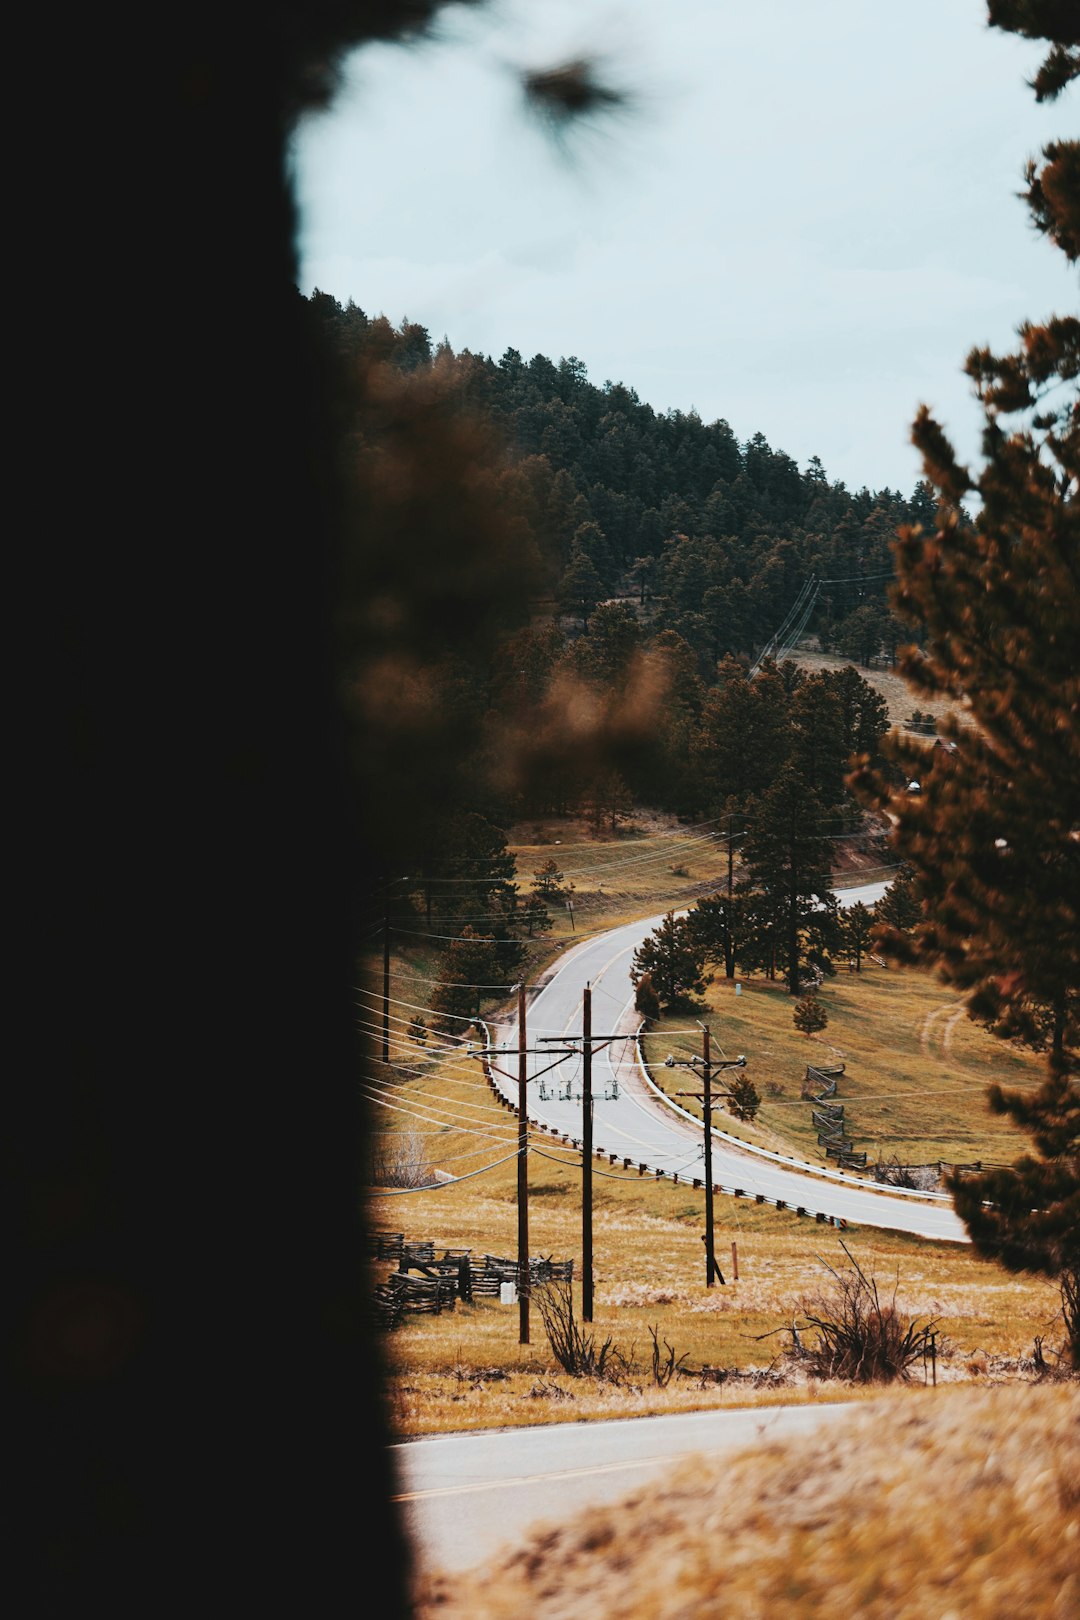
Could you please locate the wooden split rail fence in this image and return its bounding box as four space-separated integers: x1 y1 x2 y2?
803 1064 867 1169
470 1254 574 1298
368 1232 573 1328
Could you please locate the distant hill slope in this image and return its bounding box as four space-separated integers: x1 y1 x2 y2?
791 647 960 732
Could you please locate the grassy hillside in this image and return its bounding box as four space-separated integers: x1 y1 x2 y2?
790 646 963 731
643 961 1046 1174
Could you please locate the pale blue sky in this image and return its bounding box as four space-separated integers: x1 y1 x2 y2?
290 0 1074 496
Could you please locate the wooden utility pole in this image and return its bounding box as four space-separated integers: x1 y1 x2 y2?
582 982 594 1321
671 1031 747 1288
724 813 736 979
517 982 530 1344
701 1024 717 1287
382 903 391 1063
536 1000 621 1326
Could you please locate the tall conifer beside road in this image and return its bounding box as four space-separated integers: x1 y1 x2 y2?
851 1 1079 1354
740 765 835 996
631 912 708 1012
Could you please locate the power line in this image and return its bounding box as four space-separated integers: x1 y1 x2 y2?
360 1083 520 1138
816 570 896 585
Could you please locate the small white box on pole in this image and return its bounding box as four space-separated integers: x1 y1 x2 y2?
499 1281 517 1305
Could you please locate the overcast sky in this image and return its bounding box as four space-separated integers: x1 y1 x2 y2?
290 0 1074 497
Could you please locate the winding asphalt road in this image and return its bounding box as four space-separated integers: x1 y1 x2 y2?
392 1402 860 1578
482 885 969 1243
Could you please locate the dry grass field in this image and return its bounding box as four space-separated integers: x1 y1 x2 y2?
413 1383 1080 1620
506 807 738 938
371 1155 1066 1438
644 961 1046 1172
364 803 1073 1442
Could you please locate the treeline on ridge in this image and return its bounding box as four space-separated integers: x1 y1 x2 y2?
307 292 924 1010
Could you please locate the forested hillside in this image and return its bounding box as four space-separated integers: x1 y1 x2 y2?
308 289 940 670
308 291 929 1007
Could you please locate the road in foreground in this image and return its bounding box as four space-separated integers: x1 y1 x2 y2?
482 886 969 1242
392 1402 857 1577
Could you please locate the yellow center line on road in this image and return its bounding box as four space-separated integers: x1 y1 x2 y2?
392 1452 681 1502
555 941 636 1039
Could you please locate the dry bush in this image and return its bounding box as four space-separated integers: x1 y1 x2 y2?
872 1152 919 1188
370 1130 435 1189
415 1385 1080 1620
528 1379 574 1402
535 1279 632 1383
791 1242 941 1383
871 1156 945 1194
647 1323 688 1386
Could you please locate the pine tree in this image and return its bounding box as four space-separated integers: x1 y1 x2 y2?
726 1073 761 1122
558 543 605 629
688 891 743 981
875 864 922 934
585 768 634 836
732 885 787 981
431 929 505 1027
631 912 708 1011
793 995 829 1037
789 679 848 807
850 2 1079 1350
820 664 890 761
691 656 791 814
843 901 875 972
740 765 835 995
522 893 550 936
532 857 566 900
634 970 662 1024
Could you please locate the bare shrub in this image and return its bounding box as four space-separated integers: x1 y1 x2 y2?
370 1130 436 1189
697 1365 790 1390
791 1241 942 1383
872 1157 943 1192
872 1153 918 1188
453 1364 509 1386
535 1279 632 1383
528 1379 574 1401
647 1323 688 1386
